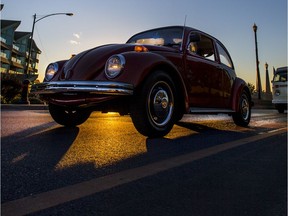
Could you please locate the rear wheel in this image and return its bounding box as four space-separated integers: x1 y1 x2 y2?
130 71 178 138
275 105 285 113
49 103 91 127
232 91 251 126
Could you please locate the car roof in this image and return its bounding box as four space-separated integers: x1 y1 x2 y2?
128 25 216 40
276 67 288 73
127 25 231 60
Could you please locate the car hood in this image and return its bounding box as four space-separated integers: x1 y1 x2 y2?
60 44 178 80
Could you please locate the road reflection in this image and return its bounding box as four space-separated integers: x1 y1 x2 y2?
54 113 246 171
55 113 147 170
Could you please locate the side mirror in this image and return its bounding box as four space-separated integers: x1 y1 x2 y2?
189 33 201 43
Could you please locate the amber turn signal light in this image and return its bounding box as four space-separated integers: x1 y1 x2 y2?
134 45 148 52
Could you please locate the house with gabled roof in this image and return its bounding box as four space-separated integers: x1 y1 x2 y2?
1 19 41 81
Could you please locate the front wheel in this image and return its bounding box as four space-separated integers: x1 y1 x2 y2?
232 91 251 126
49 103 91 127
130 71 178 138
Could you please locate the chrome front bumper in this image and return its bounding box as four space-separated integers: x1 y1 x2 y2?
31 81 134 96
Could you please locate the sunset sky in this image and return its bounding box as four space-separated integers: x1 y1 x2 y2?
1 0 287 86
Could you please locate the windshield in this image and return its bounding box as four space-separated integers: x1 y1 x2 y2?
127 27 183 49
273 71 287 82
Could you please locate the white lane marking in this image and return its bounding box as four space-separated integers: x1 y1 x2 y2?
2 127 287 216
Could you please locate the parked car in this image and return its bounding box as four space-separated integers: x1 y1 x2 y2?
32 26 252 137
272 66 287 113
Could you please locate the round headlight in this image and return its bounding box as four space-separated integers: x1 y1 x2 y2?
105 54 125 79
45 63 58 81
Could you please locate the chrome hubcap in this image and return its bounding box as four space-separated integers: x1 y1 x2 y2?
148 81 174 127
154 90 169 109
241 95 250 120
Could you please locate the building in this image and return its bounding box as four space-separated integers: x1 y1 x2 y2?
1 19 41 82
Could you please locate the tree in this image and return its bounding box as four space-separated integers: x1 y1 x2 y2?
247 82 256 95
1 75 22 104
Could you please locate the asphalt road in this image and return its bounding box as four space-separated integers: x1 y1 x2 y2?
1 108 287 216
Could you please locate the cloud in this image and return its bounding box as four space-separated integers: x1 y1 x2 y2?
69 32 82 45
70 40 80 45
73 33 80 39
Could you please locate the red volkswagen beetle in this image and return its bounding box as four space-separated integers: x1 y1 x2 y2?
32 26 252 137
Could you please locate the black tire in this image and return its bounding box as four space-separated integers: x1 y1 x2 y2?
276 105 285 114
49 103 91 127
130 71 178 138
277 109 285 114
232 91 251 126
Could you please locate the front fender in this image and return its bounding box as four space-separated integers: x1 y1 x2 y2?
231 77 251 111
120 52 189 111
120 52 174 85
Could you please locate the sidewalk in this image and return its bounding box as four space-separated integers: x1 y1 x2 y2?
252 99 274 109
1 104 48 110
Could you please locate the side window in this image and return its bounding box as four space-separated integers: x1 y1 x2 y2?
216 42 233 68
188 33 215 61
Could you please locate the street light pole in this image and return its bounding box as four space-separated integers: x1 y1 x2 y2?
253 23 262 100
21 12 73 104
25 13 36 78
265 62 271 95
25 12 73 77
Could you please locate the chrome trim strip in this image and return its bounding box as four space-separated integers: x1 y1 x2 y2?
189 107 234 113
32 81 134 96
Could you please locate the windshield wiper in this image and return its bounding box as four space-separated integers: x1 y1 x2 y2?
165 43 181 48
